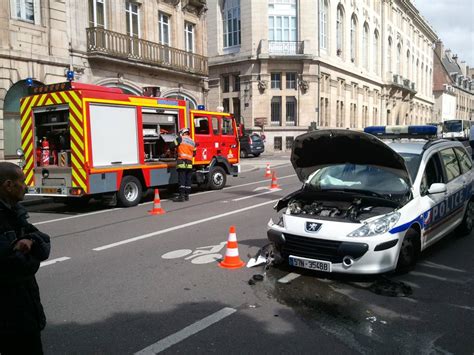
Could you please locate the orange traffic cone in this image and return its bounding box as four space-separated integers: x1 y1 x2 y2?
219 226 245 269
270 171 280 189
264 163 272 178
148 189 166 215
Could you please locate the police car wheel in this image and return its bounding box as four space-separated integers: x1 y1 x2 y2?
208 166 226 190
118 176 142 207
396 229 419 272
456 200 474 236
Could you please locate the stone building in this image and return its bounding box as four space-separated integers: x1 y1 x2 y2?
0 0 208 160
433 40 474 123
207 0 437 152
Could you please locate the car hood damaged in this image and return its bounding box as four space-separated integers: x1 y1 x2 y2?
291 129 411 183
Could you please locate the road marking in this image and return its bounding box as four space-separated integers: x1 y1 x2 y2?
418 261 466 273
278 272 301 284
232 188 281 201
40 256 70 267
410 271 464 284
135 307 236 354
31 174 297 225
93 199 280 251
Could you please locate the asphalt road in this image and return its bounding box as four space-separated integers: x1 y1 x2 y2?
25 154 474 354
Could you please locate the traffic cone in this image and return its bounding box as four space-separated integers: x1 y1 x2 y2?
264 163 272 177
148 189 166 215
270 171 280 189
219 226 245 269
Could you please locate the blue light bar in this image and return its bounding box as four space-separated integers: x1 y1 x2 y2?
66 70 74 82
26 77 34 87
364 125 438 137
197 104 205 110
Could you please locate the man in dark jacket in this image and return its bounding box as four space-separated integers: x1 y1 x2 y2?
0 162 51 355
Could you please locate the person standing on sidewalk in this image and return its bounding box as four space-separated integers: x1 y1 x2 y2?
173 128 196 202
0 162 51 355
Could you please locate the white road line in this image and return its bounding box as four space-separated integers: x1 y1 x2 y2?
410 271 464 284
418 261 466 273
278 272 301 284
93 199 280 251
135 307 236 354
32 174 297 225
40 256 70 267
232 188 281 201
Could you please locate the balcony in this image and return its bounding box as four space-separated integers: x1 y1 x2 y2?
387 73 417 95
257 40 307 58
86 27 208 76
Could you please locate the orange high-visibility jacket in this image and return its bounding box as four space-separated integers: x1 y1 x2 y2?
177 136 196 161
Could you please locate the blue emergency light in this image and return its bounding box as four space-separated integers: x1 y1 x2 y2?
26 77 34 87
197 105 205 110
66 70 74 82
364 125 438 138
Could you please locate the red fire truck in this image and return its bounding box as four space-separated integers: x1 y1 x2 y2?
18 82 240 206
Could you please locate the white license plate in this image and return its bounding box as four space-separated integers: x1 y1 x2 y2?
289 255 332 272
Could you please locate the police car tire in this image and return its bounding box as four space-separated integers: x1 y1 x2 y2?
208 166 226 190
117 175 142 207
456 200 474 236
396 229 419 272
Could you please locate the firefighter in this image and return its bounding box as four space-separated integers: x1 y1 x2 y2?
173 128 196 202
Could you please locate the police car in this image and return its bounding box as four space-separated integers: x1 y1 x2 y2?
267 126 474 274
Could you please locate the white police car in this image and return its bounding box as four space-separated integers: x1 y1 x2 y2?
267 126 474 274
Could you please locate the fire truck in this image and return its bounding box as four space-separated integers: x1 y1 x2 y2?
18 82 240 207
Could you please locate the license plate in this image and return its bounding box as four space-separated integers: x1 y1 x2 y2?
42 187 59 194
289 255 332 272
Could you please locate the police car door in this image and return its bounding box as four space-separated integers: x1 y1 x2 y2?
418 152 449 247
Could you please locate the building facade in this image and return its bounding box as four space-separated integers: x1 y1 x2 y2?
0 0 208 160
432 40 474 123
207 0 437 152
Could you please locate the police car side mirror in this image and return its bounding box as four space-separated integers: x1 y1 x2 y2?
428 183 447 195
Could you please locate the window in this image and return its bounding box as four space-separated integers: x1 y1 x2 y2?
223 0 241 47
397 43 401 75
420 154 444 195
233 75 240 91
185 22 195 52
126 2 140 37
350 15 357 62
159 12 170 45
274 137 282 151
286 97 297 125
212 116 219 135
362 23 369 70
387 37 392 73
406 50 410 79
13 0 35 22
319 0 328 50
373 31 379 74
271 97 282 125
286 72 296 89
286 136 294 150
194 117 210 135
223 76 230 93
222 98 230 112
336 6 344 56
89 0 106 28
222 117 234 135
271 73 281 89
268 1 297 41
440 148 461 181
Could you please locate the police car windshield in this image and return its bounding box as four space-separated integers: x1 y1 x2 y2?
398 152 421 181
307 164 410 196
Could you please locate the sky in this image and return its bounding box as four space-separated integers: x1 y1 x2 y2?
414 0 474 66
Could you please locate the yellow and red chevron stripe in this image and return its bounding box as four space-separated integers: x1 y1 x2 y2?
20 91 88 193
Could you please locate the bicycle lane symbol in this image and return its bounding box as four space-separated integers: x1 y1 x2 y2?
161 241 227 264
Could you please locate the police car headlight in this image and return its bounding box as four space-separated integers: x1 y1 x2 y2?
347 212 400 237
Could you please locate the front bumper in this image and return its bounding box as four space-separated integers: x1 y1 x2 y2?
267 221 401 274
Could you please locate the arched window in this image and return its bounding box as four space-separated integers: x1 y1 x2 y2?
373 30 379 74
165 93 197 109
406 50 410 79
416 59 420 91
222 0 241 48
396 43 401 74
387 37 392 73
421 63 424 94
350 15 357 63
319 0 328 50
362 22 369 70
336 5 344 57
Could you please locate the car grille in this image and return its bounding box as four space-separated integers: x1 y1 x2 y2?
282 233 344 263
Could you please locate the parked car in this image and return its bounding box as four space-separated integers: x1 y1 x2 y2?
267 125 473 274
239 133 265 158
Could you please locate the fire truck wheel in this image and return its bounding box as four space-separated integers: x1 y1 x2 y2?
208 166 226 190
118 175 143 207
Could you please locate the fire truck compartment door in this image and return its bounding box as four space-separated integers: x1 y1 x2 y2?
89 104 139 166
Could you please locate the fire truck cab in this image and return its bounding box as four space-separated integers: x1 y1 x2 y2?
18 82 240 207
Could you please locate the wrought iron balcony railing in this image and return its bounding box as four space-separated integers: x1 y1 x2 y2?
86 27 208 76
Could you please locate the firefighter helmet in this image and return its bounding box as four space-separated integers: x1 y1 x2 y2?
179 128 190 135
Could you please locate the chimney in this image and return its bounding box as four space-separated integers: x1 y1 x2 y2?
434 40 444 58
453 54 458 63
445 49 452 60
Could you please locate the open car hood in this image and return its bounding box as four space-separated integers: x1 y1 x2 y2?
291 129 411 184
